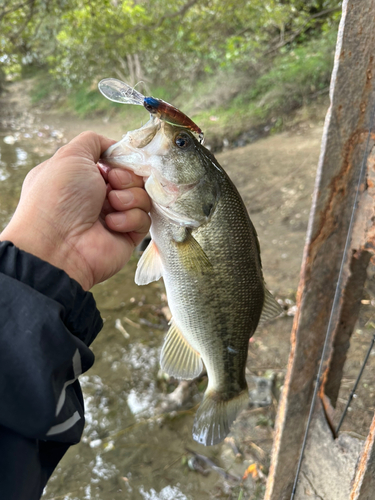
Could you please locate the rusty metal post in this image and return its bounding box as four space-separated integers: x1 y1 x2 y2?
350 415 375 500
264 1 375 499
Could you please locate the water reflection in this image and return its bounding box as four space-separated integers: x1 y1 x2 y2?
14 146 28 166
127 386 157 416
139 485 191 500
0 167 10 182
0 130 53 231
0 141 29 170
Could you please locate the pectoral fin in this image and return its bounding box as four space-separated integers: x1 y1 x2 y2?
174 232 213 274
258 287 282 324
135 240 163 285
161 320 203 380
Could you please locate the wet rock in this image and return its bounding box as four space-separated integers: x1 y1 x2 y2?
158 380 193 412
3 135 16 145
115 318 130 339
187 456 210 475
89 438 102 448
50 129 64 140
249 375 274 407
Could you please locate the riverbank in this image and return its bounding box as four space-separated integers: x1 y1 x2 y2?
0 77 330 153
2 79 375 500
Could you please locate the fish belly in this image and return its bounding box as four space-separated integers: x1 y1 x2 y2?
150 197 264 445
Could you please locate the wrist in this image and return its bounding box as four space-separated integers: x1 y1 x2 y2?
0 223 92 290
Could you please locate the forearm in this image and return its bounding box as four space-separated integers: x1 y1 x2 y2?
0 241 103 499
0 221 92 290
0 241 103 436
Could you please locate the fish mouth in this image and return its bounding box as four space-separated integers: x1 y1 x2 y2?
100 118 199 214
100 118 161 176
100 143 149 176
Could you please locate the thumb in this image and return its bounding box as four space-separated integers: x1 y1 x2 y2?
55 131 116 164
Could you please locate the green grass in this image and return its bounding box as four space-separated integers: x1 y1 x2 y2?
29 71 58 104
67 86 120 116
189 29 336 144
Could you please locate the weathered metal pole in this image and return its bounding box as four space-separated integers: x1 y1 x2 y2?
264 1 375 498
350 416 375 500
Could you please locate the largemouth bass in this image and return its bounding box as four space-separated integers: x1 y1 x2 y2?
102 117 280 446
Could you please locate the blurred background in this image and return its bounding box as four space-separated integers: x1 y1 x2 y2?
6 2 375 500
0 0 341 145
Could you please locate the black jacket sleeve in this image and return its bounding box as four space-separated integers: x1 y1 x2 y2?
0 241 103 500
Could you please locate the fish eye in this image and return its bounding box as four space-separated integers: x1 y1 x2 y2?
174 132 191 149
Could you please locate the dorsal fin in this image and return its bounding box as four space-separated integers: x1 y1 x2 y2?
259 287 282 324
160 320 203 380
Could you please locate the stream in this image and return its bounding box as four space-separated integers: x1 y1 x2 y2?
0 126 259 500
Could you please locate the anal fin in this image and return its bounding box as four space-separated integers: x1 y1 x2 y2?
160 320 203 380
135 240 163 285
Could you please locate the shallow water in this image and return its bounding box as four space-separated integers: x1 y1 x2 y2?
0 129 257 500
0 138 43 229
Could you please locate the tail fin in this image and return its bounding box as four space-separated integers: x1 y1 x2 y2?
192 389 249 446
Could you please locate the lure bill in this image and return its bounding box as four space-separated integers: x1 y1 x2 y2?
98 78 204 143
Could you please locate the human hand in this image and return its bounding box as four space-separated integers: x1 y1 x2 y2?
0 131 151 290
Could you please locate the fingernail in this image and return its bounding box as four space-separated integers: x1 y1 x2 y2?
108 213 125 227
115 190 134 205
115 169 133 187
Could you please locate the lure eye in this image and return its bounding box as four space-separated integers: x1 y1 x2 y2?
175 132 191 149
144 103 156 113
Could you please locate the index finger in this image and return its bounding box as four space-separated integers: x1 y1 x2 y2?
108 168 145 189
56 131 116 163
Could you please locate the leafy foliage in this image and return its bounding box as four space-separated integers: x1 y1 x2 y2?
1 1 341 83
0 0 341 126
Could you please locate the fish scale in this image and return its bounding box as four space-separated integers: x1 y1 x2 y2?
147 151 265 443
101 116 281 445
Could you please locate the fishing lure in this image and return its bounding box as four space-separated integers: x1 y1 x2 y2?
98 78 204 143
